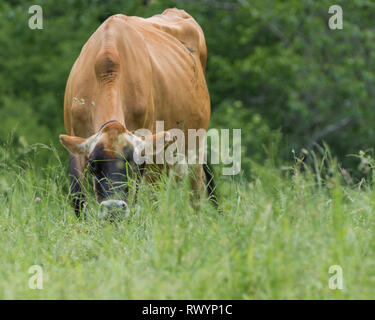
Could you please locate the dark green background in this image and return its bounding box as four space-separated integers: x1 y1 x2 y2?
0 0 373 176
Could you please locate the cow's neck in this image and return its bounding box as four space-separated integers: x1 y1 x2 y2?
93 84 125 131
98 119 121 131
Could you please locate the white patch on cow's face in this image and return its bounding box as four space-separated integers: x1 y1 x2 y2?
124 132 144 150
123 132 146 165
81 131 105 155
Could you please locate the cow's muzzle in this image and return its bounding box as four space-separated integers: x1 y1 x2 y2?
99 199 129 221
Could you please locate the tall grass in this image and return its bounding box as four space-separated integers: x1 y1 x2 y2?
0 142 375 299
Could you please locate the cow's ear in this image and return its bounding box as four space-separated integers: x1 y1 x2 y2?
144 131 174 153
59 135 87 155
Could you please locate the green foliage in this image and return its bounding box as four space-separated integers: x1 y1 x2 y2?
211 100 281 174
1 143 375 298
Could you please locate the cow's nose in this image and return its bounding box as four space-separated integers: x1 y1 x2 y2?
101 199 128 209
99 200 129 221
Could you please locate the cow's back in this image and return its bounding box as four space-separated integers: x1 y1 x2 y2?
64 8 210 139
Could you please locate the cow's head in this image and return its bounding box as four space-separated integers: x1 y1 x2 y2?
59 121 171 210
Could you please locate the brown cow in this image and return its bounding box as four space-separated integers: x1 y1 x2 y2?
59 8 216 216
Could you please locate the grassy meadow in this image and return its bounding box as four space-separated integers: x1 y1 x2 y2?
1 142 375 299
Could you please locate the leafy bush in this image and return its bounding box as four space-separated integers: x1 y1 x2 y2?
211 100 281 175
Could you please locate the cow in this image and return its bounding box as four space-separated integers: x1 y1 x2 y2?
59 8 216 217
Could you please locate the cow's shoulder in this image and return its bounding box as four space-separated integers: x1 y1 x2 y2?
139 8 207 70
161 8 192 19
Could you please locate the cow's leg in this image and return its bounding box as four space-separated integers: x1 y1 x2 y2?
203 163 218 208
190 164 219 209
189 164 206 208
69 154 86 218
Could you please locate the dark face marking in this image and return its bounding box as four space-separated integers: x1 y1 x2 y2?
88 143 141 203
